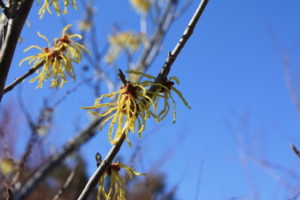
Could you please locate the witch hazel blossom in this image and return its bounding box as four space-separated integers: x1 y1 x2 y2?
19 24 89 88
82 80 159 146
97 162 145 200
82 70 190 145
105 31 146 64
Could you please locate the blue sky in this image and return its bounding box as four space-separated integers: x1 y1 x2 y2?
3 0 300 199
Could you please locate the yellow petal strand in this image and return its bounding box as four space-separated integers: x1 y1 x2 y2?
171 86 191 109
62 24 72 36
37 32 51 47
81 102 116 110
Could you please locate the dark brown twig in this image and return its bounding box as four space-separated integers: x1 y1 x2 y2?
77 1 209 199
291 144 300 158
3 61 44 95
118 69 128 85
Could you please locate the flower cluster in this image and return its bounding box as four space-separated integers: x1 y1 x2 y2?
98 162 145 200
82 80 158 146
38 0 78 18
19 25 89 88
105 31 146 64
130 0 151 14
82 70 190 145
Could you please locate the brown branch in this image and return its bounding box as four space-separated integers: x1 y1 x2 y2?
118 69 128 85
4 62 44 95
159 0 208 80
51 168 76 200
0 0 34 101
77 0 209 199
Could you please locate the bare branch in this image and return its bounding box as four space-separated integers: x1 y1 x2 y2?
160 0 208 78
4 62 44 95
77 1 209 199
118 69 128 85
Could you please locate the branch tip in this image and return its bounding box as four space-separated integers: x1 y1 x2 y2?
291 144 300 158
118 69 127 85
95 152 102 167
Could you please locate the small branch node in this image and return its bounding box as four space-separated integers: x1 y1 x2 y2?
95 152 102 167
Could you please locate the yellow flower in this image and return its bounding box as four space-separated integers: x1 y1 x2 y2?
38 0 78 18
19 25 89 88
127 70 191 123
105 31 146 64
98 162 145 200
82 70 190 145
82 80 158 146
130 0 151 14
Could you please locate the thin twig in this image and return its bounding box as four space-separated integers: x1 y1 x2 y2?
51 168 76 200
118 69 127 85
291 144 300 158
77 1 209 199
4 61 44 95
159 0 208 80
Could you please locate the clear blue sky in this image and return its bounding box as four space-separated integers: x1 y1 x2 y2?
3 0 300 199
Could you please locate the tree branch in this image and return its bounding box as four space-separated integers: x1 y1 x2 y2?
4 62 44 95
77 0 209 199
0 0 34 101
13 117 103 200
